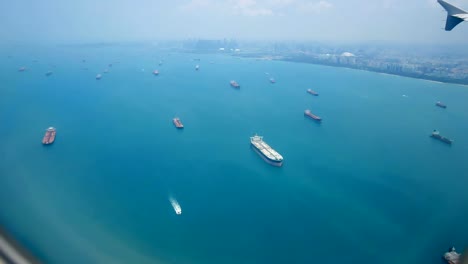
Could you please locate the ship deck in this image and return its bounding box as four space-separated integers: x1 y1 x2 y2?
251 141 283 161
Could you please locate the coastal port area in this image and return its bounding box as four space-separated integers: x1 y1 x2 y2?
250 135 283 166
6 44 466 264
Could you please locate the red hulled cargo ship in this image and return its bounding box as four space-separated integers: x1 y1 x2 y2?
42 127 56 145
173 118 184 129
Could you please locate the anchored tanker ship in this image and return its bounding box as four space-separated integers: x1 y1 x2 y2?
230 80 240 88
307 89 319 96
42 127 56 145
304 109 322 122
431 130 453 144
250 134 283 166
173 117 184 129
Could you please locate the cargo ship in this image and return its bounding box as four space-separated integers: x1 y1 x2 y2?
195 65 199 71
430 130 453 144
304 109 322 122
18 67 26 72
173 118 184 129
270 78 276 83
444 247 460 264
230 80 240 88
153 70 159 76
307 89 319 96
250 134 283 167
96 74 102 80
436 101 447 108
45 71 53 76
42 127 56 145
169 197 182 215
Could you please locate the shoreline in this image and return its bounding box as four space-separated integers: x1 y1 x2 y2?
232 53 468 87
278 58 468 87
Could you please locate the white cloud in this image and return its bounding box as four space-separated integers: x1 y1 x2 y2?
300 1 333 14
178 0 332 17
231 0 275 16
179 0 212 11
383 0 394 9
269 0 296 7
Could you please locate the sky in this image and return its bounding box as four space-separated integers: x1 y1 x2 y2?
1 0 468 44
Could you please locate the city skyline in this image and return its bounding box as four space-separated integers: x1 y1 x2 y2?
1 0 468 44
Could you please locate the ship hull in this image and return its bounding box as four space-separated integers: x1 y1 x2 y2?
430 135 452 145
304 113 322 122
42 130 56 145
251 144 283 167
173 119 184 129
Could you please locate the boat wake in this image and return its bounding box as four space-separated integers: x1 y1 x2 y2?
169 197 182 215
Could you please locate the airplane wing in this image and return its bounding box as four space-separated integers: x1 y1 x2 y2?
437 0 468 31
445 15 464 31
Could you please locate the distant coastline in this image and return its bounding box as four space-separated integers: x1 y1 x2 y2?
233 53 468 86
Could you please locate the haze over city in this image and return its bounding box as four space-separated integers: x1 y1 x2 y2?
1 0 468 44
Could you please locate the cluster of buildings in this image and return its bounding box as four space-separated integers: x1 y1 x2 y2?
168 39 468 85
285 50 468 84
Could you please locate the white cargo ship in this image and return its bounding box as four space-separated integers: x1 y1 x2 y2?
250 134 283 166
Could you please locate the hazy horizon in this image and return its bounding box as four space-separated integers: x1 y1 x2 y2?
1 0 468 45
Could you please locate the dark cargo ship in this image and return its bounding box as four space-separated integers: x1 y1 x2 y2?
436 101 447 108
430 130 453 144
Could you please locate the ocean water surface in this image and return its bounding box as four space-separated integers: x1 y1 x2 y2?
0 46 468 264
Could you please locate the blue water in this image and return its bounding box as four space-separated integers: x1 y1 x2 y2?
1 46 468 264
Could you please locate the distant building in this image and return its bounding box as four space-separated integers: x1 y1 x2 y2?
341 52 355 57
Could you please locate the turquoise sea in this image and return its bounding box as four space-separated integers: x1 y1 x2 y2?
1 46 468 264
